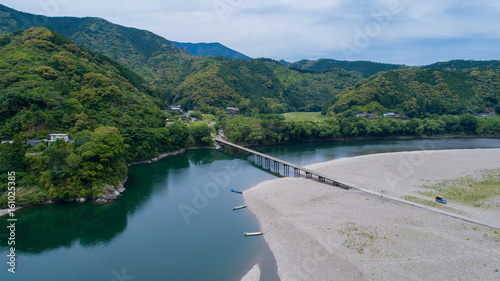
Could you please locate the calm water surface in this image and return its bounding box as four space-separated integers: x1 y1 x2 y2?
1 138 499 281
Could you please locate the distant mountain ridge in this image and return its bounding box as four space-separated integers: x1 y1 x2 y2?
288 59 407 78
171 41 251 59
288 58 500 78
422 60 500 72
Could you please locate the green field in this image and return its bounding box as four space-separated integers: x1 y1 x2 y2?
202 114 216 120
282 112 327 122
187 120 211 127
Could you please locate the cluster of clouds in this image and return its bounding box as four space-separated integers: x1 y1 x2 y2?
4 0 500 65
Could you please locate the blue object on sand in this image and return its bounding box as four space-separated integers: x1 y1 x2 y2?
435 195 447 204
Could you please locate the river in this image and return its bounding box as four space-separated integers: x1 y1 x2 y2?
1 138 500 280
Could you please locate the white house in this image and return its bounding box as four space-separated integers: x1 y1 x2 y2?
49 134 69 142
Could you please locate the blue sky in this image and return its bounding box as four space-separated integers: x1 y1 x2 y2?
3 0 500 65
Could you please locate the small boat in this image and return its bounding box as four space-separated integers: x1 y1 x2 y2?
232 205 247 211
244 232 263 237
231 189 243 194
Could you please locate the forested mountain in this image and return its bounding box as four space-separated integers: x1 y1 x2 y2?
0 4 362 113
288 59 406 78
0 4 192 84
171 41 251 59
168 57 362 113
326 68 500 117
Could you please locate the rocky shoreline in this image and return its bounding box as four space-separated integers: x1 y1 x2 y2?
127 148 186 166
94 177 128 203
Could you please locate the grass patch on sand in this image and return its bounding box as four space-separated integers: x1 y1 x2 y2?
403 195 461 213
418 169 500 208
282 112 326 122
338 222 384 254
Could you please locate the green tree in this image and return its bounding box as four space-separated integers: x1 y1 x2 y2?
0 135 25 171
460 115 479 134
189 125 213 146
77 127 127 186
168 122 189 149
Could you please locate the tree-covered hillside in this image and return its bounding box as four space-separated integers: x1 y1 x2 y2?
0 4 362 113
0 28 188 160
0 28 195 205
0 4 192 84
167 57 362 113
327 69 500 117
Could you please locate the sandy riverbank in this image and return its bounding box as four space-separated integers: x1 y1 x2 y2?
244 149 500 280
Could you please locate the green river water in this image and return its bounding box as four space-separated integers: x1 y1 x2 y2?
1 138 500 281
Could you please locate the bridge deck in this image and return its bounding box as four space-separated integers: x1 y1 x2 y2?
215 138 350 189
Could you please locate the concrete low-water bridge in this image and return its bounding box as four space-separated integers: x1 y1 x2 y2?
215 137 350 189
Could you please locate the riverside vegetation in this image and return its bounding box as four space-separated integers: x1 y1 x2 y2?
1 4 500 208
218 114 500 145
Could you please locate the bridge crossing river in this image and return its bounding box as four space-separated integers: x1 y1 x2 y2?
215 137 350 189
215 137 500 230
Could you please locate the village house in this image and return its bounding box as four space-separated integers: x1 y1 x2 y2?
171 105 182 113
383 112 400 118
27 133 74 147
226 107 240 115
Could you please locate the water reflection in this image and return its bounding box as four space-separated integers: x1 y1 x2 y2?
0 150 237 254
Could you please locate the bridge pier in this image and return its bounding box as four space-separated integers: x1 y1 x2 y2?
294 168 300 178
306 172 312 179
